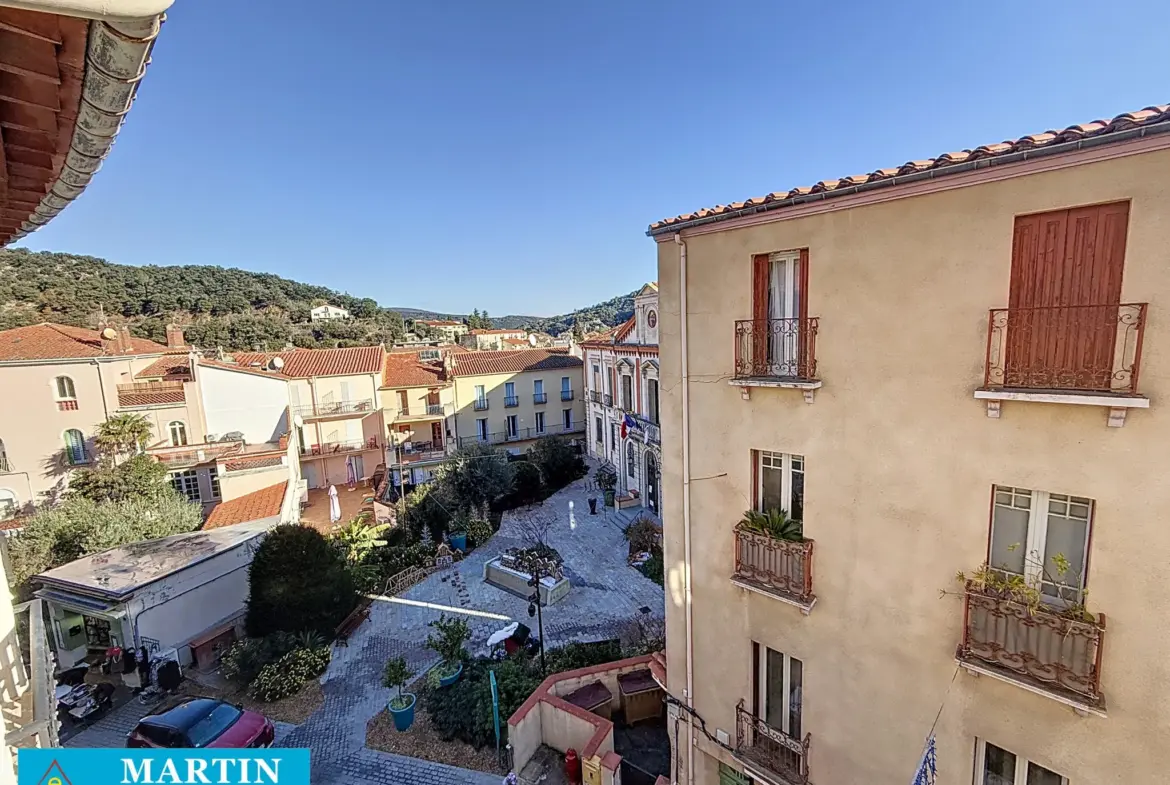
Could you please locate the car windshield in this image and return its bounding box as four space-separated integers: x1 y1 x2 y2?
184 702 242 747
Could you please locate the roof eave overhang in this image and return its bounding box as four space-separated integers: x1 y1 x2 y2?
647 120 1170 238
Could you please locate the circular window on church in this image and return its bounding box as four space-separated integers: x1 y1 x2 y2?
647 310 657 328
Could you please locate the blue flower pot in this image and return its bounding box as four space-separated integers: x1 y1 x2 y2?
437 661 463 687
449 533 467 551
389 693 416 731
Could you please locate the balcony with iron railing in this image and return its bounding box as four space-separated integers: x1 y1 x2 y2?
735 701 810 785
292 399 376 420
397 403 447 419
956 582 1106 713
561 389 574 401
474 398 490 411
588 390 601 404
627 414 661 446
534 392 548 405
504 395 520 408
302 436 380 457
976 303 1149 425
730 525 815 613
458 422 585 448
602 393 613 407
392 440 447 464
731 318 821 401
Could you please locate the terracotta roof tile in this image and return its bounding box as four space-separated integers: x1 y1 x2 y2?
450 348 582 376
469 328 527 335
136 355 192 380
0 323 172 362
649 103 1170 233
217 346 384 379
382 350 448 388
117 388 186 408
203 481 287 530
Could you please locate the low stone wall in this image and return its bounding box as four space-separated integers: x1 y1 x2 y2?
483 558 571 605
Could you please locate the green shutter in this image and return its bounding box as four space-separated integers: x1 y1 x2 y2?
719 763 752 785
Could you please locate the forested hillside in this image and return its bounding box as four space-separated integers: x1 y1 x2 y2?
0 247 638 350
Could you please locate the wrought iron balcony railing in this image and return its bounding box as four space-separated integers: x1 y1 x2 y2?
956 583 1106 707
293 399 375 418
603 393 613 407
474 399 490 411
504 395 520 408
457 422 584 448
393 440 446 463
589 390 601 404
733 318 819 381
983 303 1147 394
303 437 380 456
534 392 548 404
732 526 815 607
735 701 810 785
561 389 575 401
398 403 447 418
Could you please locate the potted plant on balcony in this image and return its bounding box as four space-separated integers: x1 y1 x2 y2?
955 554 1093 622
426 614 470 687
383 656 416 731
596 465 618 508
739 508 803 542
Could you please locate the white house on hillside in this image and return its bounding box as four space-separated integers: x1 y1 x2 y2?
311 304 350 322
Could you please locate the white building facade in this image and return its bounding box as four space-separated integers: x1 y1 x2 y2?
582 283 662 515
310 305 350 321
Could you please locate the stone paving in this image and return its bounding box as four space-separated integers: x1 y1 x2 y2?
68 467 664 785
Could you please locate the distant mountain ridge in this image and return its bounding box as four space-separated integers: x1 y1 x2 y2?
0 247 637 350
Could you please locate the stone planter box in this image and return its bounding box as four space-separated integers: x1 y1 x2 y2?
483 558 571 605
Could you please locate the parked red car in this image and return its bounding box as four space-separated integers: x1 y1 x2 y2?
127 697 274 748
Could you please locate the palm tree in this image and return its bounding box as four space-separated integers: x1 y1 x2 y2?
739 508 803 542
94 413 153 465
333 519 390 565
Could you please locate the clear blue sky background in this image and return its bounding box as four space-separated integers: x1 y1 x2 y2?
20 0 1170 317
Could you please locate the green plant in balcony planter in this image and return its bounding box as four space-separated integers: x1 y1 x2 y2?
382 656 416 731
739 508 803 542
426 614 471 686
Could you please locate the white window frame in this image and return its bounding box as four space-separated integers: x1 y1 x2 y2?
168 421 188 447
990 485 1092 603
476 418 489 440
973 739 1068 785
208 467 221 500
62 429 87 465
533 379 544 395
506 415 518 438
620 372 634 412
561 376 571 394
474 385 486 404
505 381 515 398
54 375 76 400
534 411 546 434
757 451 804 520
595 417 603 445
755 645 803 738
563 408 573 429
170 469 200 503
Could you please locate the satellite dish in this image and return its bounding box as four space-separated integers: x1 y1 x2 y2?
271 356 285 370
101 327 117 340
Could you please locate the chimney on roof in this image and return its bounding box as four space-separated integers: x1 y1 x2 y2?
165 324 185 349
116 325 133 354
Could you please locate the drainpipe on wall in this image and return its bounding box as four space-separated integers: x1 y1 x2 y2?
675 233 695 785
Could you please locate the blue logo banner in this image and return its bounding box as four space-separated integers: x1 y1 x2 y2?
18 749 310 785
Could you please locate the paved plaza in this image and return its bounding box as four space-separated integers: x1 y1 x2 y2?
68 469 664 785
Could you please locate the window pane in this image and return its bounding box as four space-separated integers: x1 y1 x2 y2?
1026 762 1064 785
761 461 783 513
990 491 1030 575
765 648 785 730
982 743 1016 785
788 656 802 738
1041 495 1090 601
790 464 804 524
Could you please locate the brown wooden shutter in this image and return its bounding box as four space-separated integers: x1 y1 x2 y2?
752 254 770 322
798 248 810 322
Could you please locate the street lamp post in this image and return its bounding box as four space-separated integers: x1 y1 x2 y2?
527 570 547 674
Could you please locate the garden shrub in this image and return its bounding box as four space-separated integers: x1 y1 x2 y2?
508 461 544 507
384 525 415 548
527 436 585 490
639 549 664 587
249 646 331 703
466 516 494 548
424 657 541 748
544 640 623 673
219 631 301 687
372 542 434 576
624 517 661 556
246 525 358 638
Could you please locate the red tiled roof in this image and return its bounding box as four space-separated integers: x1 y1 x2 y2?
0 323 172 362
649 103 1170 233
117 388 186 408
502 337 530 346
221 455 284 473
613 317 636 342
417 320 464 327
219 346 384 378
136 355 192 380
450 348 581 376
469 328 526 335
382 350 448 389
203 481 287 530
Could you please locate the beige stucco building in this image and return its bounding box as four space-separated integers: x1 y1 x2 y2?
416 319 469 343
449 348 585 453
651 104 1170 785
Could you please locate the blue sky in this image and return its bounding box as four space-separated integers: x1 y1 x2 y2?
21 0 1170 316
